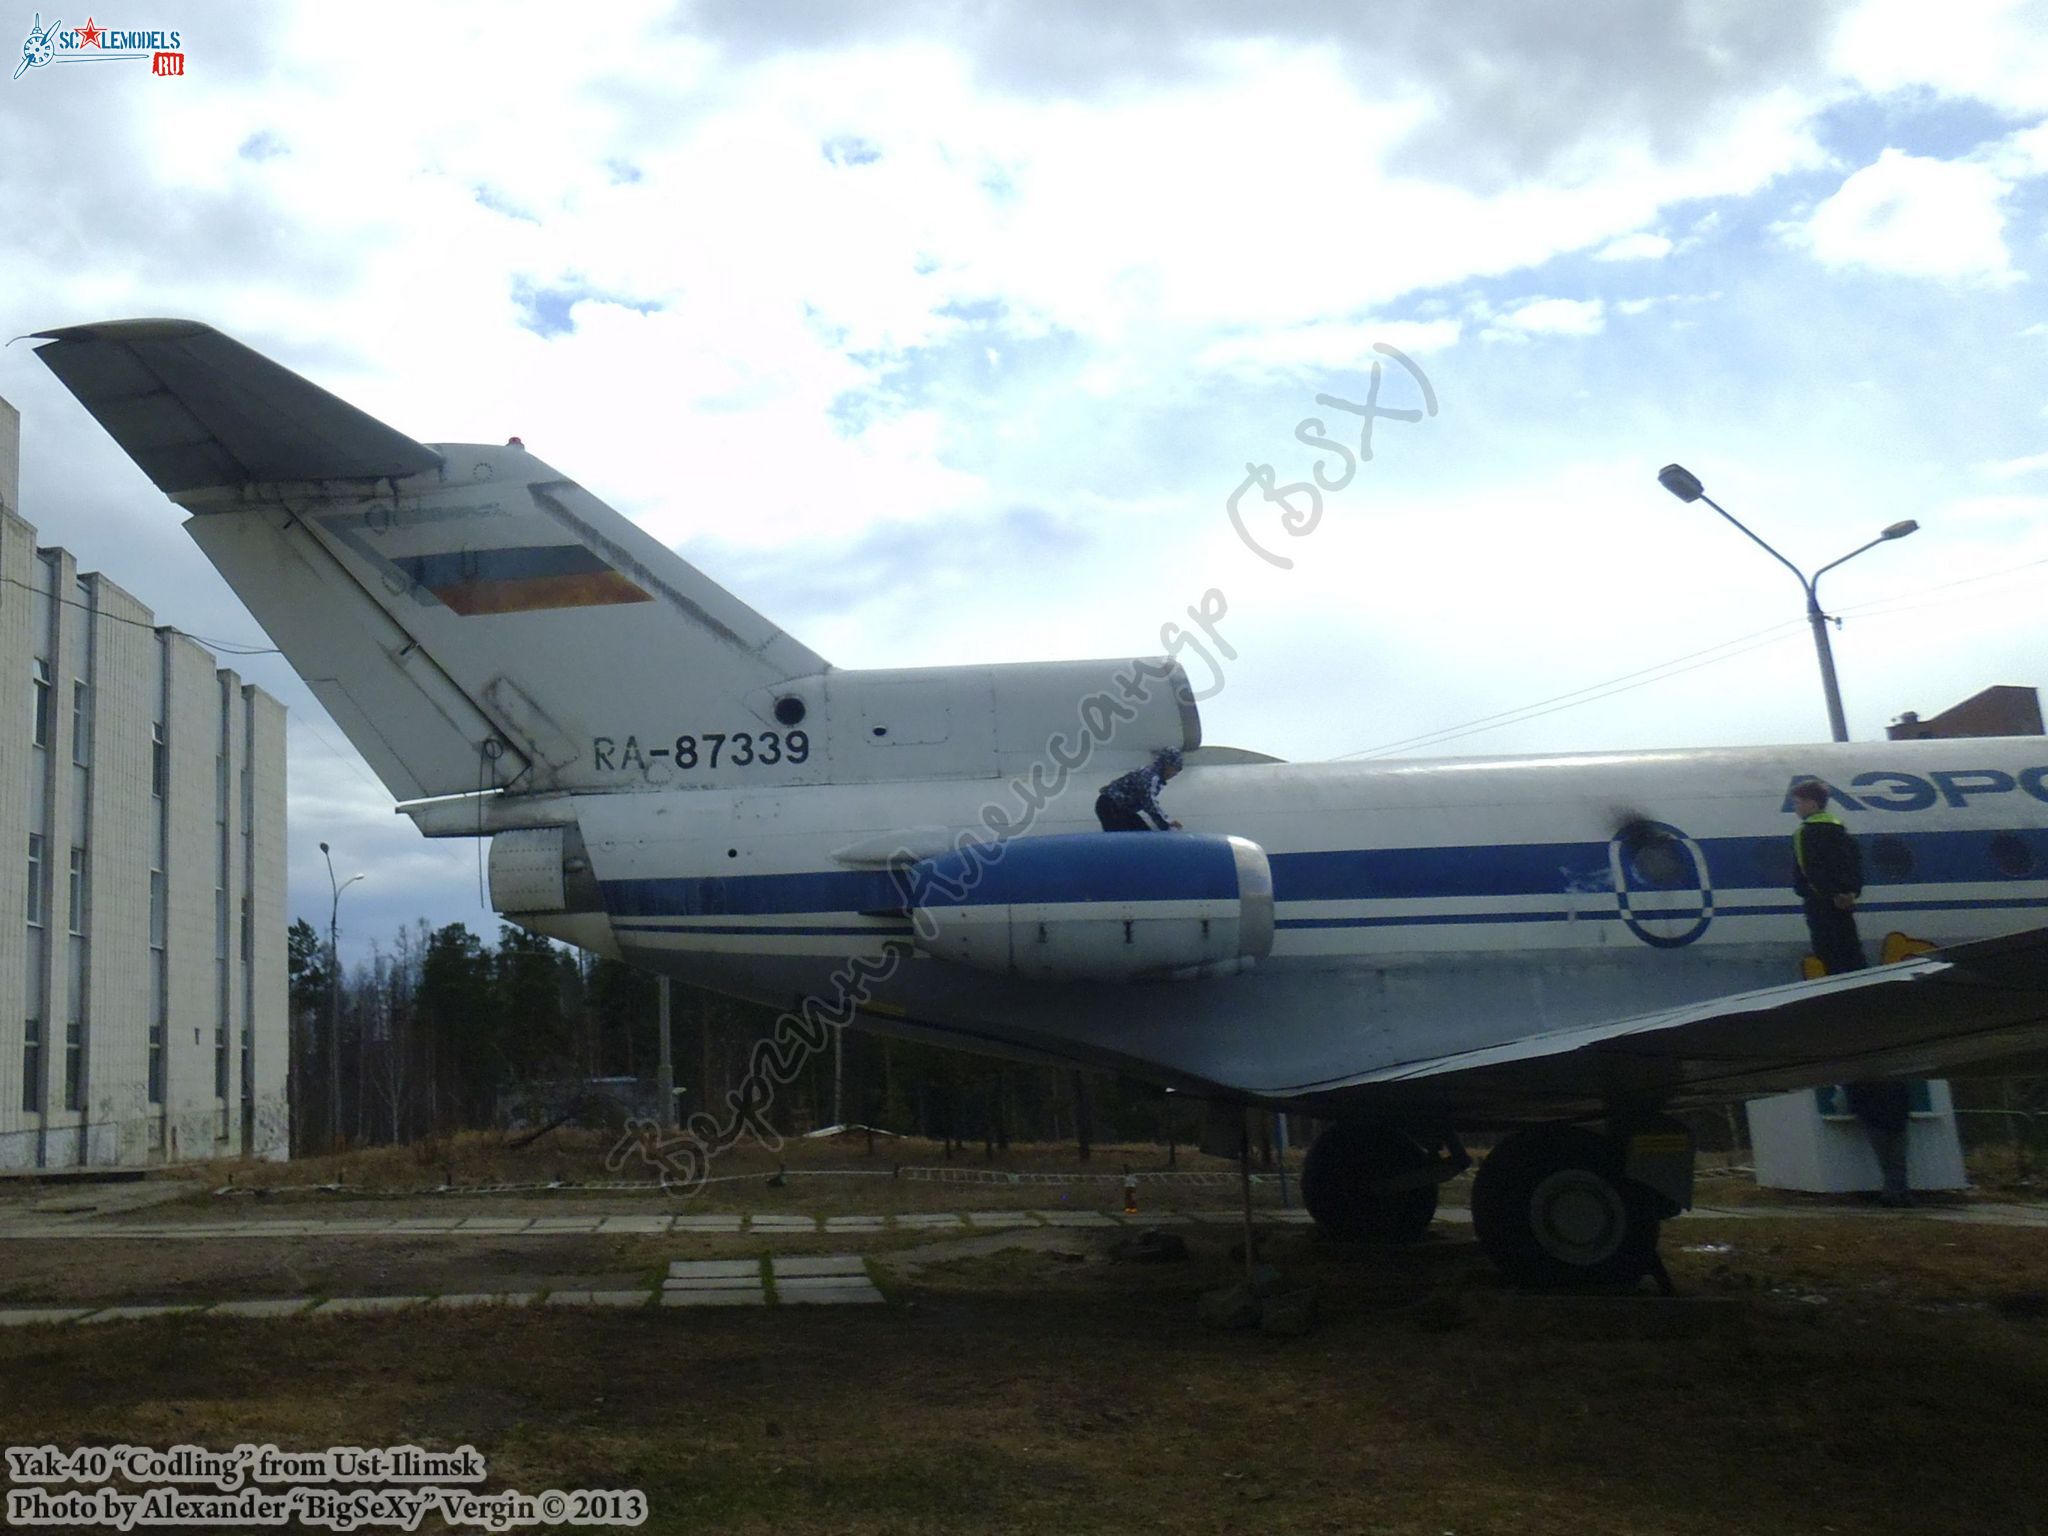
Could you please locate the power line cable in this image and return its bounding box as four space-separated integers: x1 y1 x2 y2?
1 571 279 654
1334 617 1806 760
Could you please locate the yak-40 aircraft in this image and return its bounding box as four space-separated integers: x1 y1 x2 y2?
35 319 2048 1287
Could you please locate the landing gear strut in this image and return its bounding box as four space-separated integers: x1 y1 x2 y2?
1470 1124 1667 1289
1301 1121 1457 1243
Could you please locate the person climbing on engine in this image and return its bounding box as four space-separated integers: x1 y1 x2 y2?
1095 747 1184 832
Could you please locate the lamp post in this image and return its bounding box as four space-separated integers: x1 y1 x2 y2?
1657 464 1918 742
318 841 364 1153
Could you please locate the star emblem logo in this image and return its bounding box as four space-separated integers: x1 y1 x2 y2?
75 16 102 47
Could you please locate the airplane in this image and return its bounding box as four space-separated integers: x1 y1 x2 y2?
33 318 2048 1290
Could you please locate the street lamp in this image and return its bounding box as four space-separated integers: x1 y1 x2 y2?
319 841 365 1152
1657 464 1918 742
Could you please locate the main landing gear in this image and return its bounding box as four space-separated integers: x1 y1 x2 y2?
1299 1121 1465 1244
1470 1124 1670 1289
1305 1118 1690 1290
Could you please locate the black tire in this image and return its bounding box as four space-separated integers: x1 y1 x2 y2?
1301 1121 1440 1243
1470 1124 1661 1289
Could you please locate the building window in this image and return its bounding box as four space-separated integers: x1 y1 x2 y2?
65 1017 83 1111
26 834 44 928
31 659 51 747
71 681 91 767
68 847 88 935
152 722 168 798
21 1018 41 1113
149 937 166 1108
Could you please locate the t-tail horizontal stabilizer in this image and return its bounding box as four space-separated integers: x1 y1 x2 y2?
35 319 828 803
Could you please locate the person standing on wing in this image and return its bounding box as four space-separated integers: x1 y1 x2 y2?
1095 747 1184 832
1790 778 1914 1208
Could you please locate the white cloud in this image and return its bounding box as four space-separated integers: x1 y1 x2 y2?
1192 319 1463 376
1978 452 2048 480
1593 232 1674 262
1795 148 2017 282
1488 297 1606 337
1833 0 2048 117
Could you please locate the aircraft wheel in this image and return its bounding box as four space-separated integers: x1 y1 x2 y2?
1470 1124 1661 1289
1301 1121 1440 1243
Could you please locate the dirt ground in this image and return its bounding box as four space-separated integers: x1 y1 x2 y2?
2 1207 2046 1535
5 1135 2047 1533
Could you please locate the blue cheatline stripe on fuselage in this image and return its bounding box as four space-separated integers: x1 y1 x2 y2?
1272 895 2045 931
910 832 1244 907
614 921 914 937
598 828 2048 920
1265 828 2048 902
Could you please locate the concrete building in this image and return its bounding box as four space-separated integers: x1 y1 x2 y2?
0 397 288 1168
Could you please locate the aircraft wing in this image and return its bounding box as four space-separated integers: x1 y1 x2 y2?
1281 925 2048 1124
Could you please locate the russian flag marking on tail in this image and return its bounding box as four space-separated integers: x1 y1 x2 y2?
390 544 653 616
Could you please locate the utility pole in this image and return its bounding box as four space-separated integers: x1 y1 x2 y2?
319 842 363 1154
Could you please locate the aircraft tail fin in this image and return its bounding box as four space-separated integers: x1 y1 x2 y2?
35 320 827 804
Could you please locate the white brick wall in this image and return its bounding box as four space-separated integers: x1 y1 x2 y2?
0 507 288 1170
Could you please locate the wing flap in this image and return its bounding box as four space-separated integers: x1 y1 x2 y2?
1289 925 2048 1123
33 319 443 492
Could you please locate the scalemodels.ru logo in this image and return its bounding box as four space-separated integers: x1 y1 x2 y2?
14 13 186 80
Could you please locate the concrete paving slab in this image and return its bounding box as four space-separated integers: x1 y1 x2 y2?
546 1290 652 1308
455 1219 532 1233
1184 1211 1247 1224
661 1276 764 1291
748 1215 818 1231
431 1293 534 1309
0 1307 92 1326
668 1259 761 1278
661 1288 766 1307
1126 1212 1190 1224
598 1216 673 1234
313 1295 427 1315
773 1274 875 1290
1036 1211 1119 1227
527 1218 604 1232
81 1305 204 1322
777 1281 885 1305
824 1215 885 1231
207 1297 316 1318
672 1214 743 1231
964 1211 1035 1227
893 1213 965 1229
774 1255 868 1277
389 1218 463 1232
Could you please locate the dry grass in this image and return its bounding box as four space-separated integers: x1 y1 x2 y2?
3 1216 2045 1535
150 1131 1288 1220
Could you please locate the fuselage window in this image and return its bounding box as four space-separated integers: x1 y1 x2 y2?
1989 832 2038 880
1869 835 1915 883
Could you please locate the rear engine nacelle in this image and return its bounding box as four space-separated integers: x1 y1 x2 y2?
904 832 1274 982
487 825 622 959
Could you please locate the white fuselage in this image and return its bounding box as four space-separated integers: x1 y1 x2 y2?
525 737 2048 1111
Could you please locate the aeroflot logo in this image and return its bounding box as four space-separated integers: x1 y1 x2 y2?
13 13 186 80
1781 769 2048 813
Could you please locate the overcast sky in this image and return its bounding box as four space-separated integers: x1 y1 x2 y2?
3 1 2046 961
